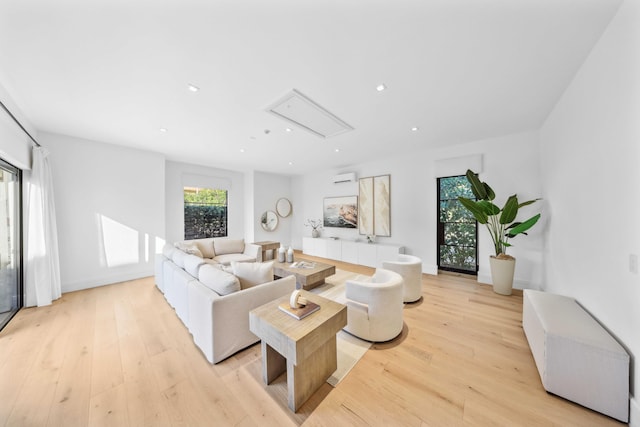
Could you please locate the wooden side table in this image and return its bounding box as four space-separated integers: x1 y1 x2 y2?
252 241 280 261
249 291 347 412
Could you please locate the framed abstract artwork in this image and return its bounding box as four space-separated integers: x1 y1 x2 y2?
358 174 391 236
323 196 358 228
374 175 391 236
358 177 374 235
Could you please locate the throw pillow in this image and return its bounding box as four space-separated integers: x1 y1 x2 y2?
174 241 203 257
184 246 203 258
213 238 245 255
192 238 216 259
198 264 241 296
232 261 274 289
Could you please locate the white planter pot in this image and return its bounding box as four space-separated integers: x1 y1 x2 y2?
489 256 516 296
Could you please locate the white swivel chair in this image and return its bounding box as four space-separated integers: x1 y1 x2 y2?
382 254 423 303
343 268 404 342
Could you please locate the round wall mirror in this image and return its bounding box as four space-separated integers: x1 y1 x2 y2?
260 210 279 231
276 197 292 218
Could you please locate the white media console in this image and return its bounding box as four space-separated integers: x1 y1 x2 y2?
302 237 404 268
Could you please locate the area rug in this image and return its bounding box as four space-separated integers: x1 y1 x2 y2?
311 269 372 387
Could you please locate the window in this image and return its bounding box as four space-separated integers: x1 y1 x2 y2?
437 175 477 274
184 187 228 239
0 158 22 331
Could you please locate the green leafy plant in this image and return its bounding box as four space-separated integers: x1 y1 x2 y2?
458 169 541 258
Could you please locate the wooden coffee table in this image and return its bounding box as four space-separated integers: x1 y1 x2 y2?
249 291 347 412
272 260 336 290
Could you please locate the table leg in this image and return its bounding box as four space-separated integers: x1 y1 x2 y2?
262 341 286 384
286 336 337 411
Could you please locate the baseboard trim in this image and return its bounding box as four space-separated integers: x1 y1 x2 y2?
423 264 438 275
62 270 153 293
478 272 537 291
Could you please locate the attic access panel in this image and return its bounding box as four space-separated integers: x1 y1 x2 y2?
266 89 354 138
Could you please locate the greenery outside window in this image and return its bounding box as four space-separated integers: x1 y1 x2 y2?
184 187 228 239
437 176 478 274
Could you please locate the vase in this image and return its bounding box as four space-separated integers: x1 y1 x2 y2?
489 256 516 295
312 229 320 238
277 245 286 262
286 246 294 263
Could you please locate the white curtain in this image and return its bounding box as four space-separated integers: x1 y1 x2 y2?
25 146 61 307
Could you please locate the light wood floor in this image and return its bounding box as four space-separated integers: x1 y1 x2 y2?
0 254 625 426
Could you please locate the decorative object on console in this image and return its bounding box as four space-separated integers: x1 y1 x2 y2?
260 210 279 231
358 174 391 236
304 218 323 237
278 244 286 262
323 196 357 229
276 197 292 217
286 246 294 263
458 169 541 295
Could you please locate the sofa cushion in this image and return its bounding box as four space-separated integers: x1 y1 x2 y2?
198 264 241 296
214 238 245 256
232 261 274 290
184 254 206 277
172 249 187 268
192 238 215 259
213 253 256 266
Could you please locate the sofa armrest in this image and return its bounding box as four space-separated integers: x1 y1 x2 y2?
346 299 369 315
212 275 296 313
243 243 261 261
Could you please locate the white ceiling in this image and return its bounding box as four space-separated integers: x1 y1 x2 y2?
0 0 622 175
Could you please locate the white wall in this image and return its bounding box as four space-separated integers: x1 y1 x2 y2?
0 80 35 170
252 171 293 249
165 161 245 244
540 0 640 423
42 132 165 292
292 130 543 286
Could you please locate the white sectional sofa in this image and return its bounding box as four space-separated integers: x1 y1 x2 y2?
155 237 296 363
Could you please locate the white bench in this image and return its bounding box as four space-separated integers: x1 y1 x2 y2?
522 289 629 422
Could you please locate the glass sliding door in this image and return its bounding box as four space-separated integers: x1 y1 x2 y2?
0 158 21 331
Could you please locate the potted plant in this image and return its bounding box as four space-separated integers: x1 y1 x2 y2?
458 169 541 295
304 219 323 238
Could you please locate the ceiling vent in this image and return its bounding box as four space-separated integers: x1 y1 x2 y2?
266 89 354 138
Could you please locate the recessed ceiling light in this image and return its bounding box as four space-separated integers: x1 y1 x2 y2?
239 148 245 153
285 128 292 132
376 84 386 92
411 127 419 132
188 84 199 92
159 128 167 133
288 161 294 166
335 148 340 153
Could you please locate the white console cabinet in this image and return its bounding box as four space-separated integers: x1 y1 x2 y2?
302 237 404 268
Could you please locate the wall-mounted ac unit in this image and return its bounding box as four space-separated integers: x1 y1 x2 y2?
332 172 357 183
